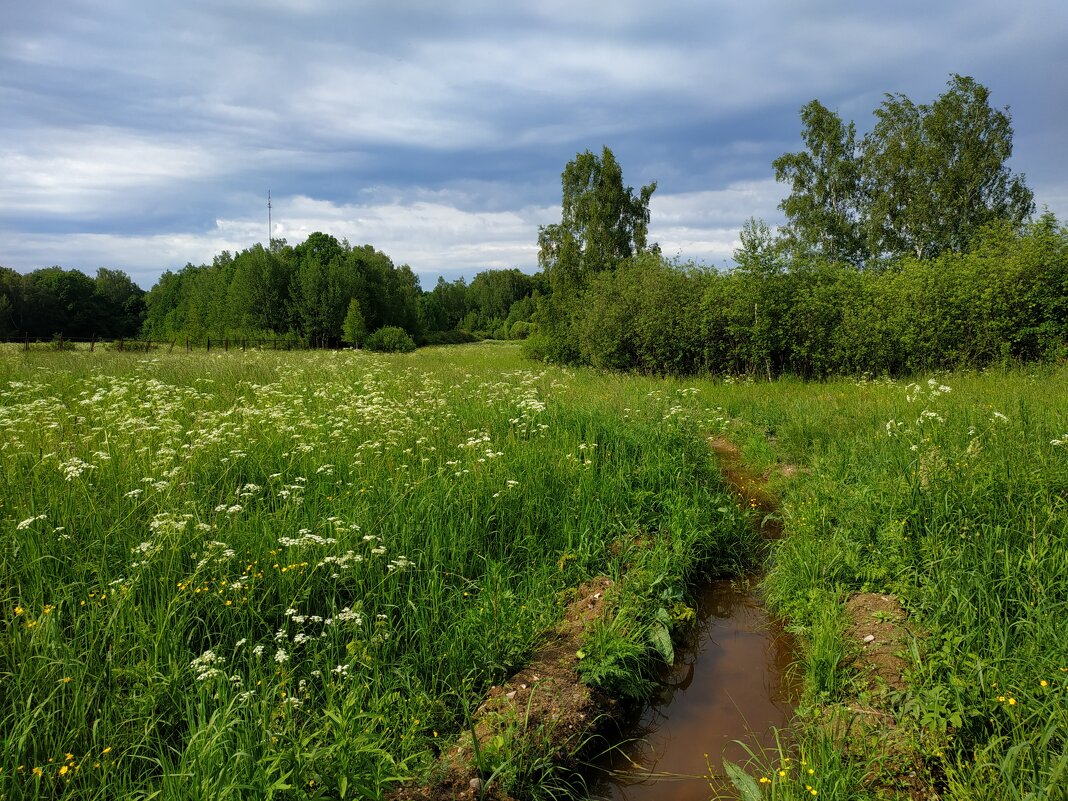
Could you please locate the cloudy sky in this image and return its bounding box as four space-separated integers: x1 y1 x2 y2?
3 1 1066 289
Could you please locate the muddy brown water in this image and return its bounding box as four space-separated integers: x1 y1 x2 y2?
589 579 800 801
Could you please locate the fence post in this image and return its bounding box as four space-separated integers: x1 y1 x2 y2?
119 338 125 352
186 337 190 352
206 338 210 352
24 334 29 352
169 339 175 353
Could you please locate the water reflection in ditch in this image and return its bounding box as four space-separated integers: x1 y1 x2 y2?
590 578 800 801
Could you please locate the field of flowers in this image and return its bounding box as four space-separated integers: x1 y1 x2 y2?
4 343 1066 800
0 343 755 800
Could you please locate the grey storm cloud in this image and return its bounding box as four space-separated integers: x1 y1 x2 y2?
2 0 1066 288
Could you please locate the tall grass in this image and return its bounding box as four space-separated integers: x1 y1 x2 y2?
710 368 1068 797
0 344 751 799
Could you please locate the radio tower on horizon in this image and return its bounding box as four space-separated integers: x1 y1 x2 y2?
267 189 272 248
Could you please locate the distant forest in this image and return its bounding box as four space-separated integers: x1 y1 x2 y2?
0 238 547 349
3 75 1067 375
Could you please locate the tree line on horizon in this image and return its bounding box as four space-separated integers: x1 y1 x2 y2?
528 75 1068 376
0 235 546 349
3 74 1066 374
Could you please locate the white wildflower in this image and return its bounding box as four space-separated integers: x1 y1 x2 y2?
16 514 47 530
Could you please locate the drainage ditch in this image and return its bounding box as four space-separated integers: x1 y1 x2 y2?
588 438 800 800
589 578 799 800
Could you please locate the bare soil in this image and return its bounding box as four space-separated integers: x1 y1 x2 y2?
844 592 911 693
827 593 940 800
389 578 616 801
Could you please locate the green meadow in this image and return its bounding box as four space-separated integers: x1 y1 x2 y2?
2 343 1066 799
0 344 755 799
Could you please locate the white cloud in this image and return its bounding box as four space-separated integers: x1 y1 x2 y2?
2 0 1067 290
0 128 226 217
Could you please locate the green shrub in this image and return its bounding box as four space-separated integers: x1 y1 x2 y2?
420 329 480 346
364 326 417 353
507 321 535 340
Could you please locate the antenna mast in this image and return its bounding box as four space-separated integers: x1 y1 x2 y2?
267 189 272 248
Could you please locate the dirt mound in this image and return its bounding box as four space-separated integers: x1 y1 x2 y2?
390 578 615 801
845 592 911 693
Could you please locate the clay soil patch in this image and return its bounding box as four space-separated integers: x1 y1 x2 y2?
844 592 911 694
390 578 616 801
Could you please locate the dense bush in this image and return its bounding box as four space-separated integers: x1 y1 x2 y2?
365 326 417 353
534 214 1068 377
507 320 534 340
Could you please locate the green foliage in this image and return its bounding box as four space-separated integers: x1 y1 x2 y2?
364 325 417 352
419 329 480 346
776 74 1034 265
723 758 763 801
142 236 424 346
538 146 657 294
341 298 366 347
862 75 1034 260
773 102 866 265
577 612 654 699
0 344 754 799
506 320 534 340
0 265 146 340
577 254 708 373
722 368 1068 797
